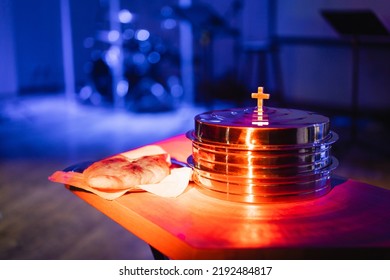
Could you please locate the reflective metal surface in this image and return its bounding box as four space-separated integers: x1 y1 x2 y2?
186 106 339 203
192 107 330 146
187 130 338 150
190 156 332 176
193 146 331 166
193 177 333 203
188 156 338 183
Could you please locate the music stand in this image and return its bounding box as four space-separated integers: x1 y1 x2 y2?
321 10 389 37
321 10 389 140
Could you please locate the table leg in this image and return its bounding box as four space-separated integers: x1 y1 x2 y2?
149 245 169 260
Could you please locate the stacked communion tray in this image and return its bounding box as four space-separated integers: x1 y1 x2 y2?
186 87 338 203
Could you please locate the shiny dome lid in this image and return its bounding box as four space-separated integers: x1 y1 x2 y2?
191 106 331 147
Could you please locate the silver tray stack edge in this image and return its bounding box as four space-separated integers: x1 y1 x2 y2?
186 106 339 203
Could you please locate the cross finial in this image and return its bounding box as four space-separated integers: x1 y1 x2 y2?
251 87 269 112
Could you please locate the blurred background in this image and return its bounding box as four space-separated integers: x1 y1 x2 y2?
1 0 390 260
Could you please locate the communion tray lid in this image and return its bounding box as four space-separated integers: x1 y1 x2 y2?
189 106 332 147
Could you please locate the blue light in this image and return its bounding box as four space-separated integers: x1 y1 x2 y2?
139 41 152 53
123 29 135 40
79 85 93 100
105 46 121 66
151 83 165 96
108 30 120 42
160 6 173 17
162 19 177 30
147 52 160 64
117 80 129 97
132 53 146 65
171 84 184 97
135 29 150 41
118 9 133 24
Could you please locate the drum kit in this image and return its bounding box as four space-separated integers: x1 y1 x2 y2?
82 2 240 111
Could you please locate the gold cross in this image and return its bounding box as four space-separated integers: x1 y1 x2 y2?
251 87 270 112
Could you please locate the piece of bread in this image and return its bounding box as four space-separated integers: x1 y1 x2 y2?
83 153 171 190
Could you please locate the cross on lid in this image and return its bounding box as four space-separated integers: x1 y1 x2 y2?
251 87 270 113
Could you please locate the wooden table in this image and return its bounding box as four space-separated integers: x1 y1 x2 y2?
68 134 390 259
